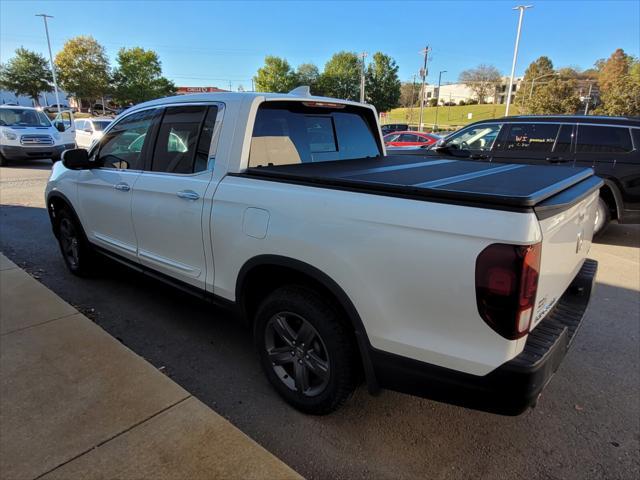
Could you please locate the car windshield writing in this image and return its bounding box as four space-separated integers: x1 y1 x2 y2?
0 108 51 127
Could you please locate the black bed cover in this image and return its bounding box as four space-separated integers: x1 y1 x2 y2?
242 155 601 212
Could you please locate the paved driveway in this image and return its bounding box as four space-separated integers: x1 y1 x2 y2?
1 161 639 480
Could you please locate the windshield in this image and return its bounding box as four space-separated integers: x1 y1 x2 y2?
0 108 52 127
445 124 502 151
93 121 111 131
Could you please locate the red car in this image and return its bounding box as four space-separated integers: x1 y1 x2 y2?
384 131 440 147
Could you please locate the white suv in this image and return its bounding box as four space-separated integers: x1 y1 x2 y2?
0 105 76 166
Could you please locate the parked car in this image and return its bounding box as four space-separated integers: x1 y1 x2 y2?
90 104 117 115
0 105 75 166
421 116 640 235
384 131 440 147
74 118 113 149
380 123 409 135
46 91 599 416
44 104 75 113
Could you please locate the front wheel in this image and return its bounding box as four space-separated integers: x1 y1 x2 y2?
254 286 358 415
593 196 611 237
0 154 7 167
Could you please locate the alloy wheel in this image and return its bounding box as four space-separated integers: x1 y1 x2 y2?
264 312 330 397
58 217 80 269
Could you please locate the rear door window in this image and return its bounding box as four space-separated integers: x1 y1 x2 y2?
576 126 633 153
150 105 218 174
249 102 380 167
504 123 559 153
553 124 574 153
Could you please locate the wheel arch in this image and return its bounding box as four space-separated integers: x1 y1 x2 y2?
46 191 85 239
599 178 623 220
236 255 380 393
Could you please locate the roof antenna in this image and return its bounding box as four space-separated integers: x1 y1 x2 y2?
289 86 311 96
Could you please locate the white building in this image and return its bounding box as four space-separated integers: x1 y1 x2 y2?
0 89 71 107
424 76 523 105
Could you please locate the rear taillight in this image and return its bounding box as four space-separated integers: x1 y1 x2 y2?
475 242 541 340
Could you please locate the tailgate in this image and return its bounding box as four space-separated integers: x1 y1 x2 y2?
531 176 602 329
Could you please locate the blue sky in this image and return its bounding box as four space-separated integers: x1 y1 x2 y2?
1 0 638 91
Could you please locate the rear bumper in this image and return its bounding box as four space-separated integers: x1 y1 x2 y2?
370 258 598 415
0 144 66 161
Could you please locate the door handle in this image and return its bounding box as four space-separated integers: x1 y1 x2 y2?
114 182 130 192
469 154 488 160
546 156 567 163
177 190 200 200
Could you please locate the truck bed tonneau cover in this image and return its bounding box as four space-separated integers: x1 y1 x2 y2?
243 155 595 210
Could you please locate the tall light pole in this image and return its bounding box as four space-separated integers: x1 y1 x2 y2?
35 14 62 114
505 5 532 117
434 70 447 130
418 45 430 131
359 52 368 103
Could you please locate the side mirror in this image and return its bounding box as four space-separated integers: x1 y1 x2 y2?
62 148 92 170
54 121 65 132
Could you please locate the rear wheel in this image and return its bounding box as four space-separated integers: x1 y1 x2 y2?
0 154 8 167
254 286 357 415
55 208 96 276
593 196 611 237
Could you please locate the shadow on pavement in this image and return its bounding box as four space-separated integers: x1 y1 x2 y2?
1 203 638 480
594 223 640 248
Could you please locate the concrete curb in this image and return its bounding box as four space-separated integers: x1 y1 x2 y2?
0 253 302 480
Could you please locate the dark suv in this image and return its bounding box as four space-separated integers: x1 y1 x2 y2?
424 115 640 234
381 123 409 135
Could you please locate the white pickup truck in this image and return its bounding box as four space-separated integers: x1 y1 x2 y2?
46 89 600 415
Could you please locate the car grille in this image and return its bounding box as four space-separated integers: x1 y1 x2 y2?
20 134 54 146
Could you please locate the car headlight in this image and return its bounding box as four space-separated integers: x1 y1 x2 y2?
1 130 17 141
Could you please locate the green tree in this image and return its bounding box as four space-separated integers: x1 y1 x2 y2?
516 56 554 110
55 36 110 107
254 56 297 93
365 52 401 113
317 51 361 100
0 47 52 105
527 77 582 114
399 81 418 108
458 64 501 104
295 63 320 93
596 49 640 116
112 47 176 105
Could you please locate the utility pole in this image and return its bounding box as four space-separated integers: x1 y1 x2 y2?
447 92 452 121
505 5 532 117
359 52 368 103
418 45 430 132
434 70 447 130
35 14 61 114
584 81 593 115
410 74 417 125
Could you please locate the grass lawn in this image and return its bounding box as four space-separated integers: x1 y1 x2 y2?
385 104 521 130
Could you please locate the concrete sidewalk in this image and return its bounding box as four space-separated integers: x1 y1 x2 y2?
0 253 302 480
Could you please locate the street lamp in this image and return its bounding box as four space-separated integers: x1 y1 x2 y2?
434 70 447 130
35 14 62 114
505 5 533 117
529 72 557 100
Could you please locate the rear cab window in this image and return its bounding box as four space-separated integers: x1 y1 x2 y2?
248 101 381 167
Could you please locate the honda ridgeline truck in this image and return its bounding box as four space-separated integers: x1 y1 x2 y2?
45 89 600 415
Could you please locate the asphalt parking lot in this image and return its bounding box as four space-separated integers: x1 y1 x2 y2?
1 160 639 480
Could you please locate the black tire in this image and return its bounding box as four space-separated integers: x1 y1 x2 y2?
593 196 611 237
254 285 357 415
55 208 96 276
0 154 8 167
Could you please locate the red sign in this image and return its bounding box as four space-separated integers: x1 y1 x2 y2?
176 86 228 94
